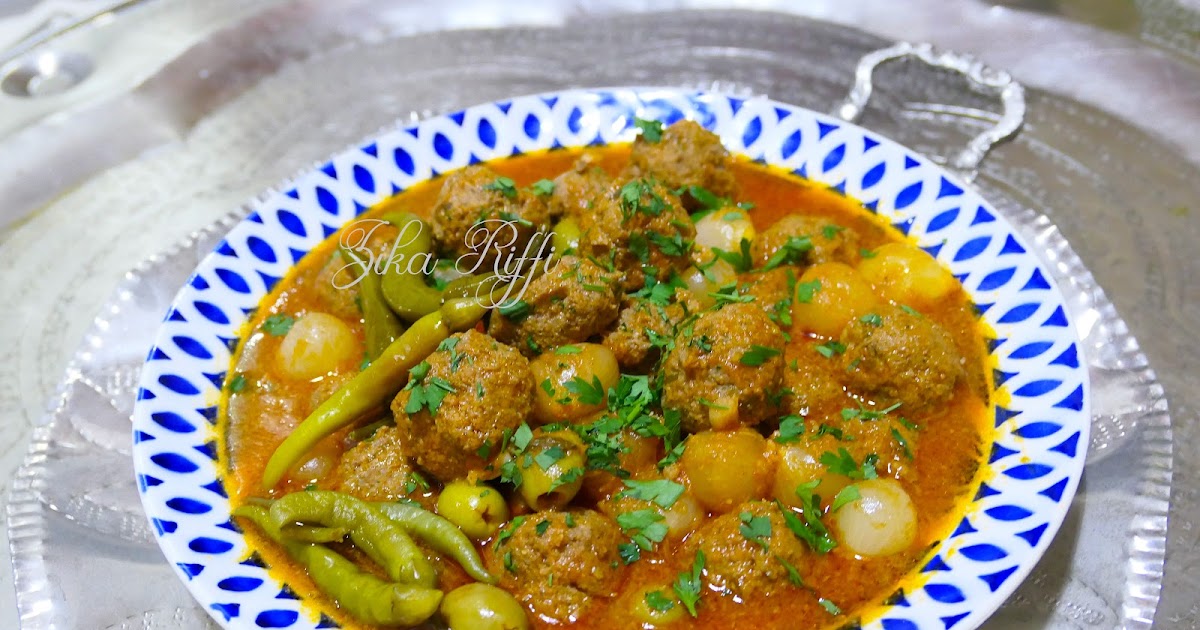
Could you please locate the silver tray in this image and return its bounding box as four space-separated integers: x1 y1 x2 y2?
2 2 1195 629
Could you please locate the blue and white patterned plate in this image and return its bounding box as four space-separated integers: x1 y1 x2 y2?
131 88 1089 630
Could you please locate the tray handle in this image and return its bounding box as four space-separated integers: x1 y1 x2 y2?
834 41 1026 174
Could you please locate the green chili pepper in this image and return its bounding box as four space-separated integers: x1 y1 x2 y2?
377 213 443 322
375 502 496 584
280 524 350 543
234 505 442 627
340 247 405 359
441 272 500 301
269 491 436 587
261 309 449 489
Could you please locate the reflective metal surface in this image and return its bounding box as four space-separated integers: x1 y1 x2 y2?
0 1 1196 629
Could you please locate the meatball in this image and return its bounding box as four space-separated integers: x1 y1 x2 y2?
489 256 622 356
784 344 847 418
740 266 800 328
626 120 737 207
751 215 860 269
430 165 550 267
579 178 695 290
839 304 964 411
392 330 533 481
334 426 428 503
687 501 808 597
602 290 701 369
490 510 624 622
661 302 786 433
549 156 612 221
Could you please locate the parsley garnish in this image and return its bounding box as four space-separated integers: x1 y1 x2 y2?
775 415 806 443
830 484 861 511
227 373 246 393
892 427 914 460
619 179 670 219
535 519 551 536
819 598 842 615
711 238 754 273
498 299 531 322
617 509 669 553
619 479 686 509
822 224 844 240
859 312 883 327
483 176 518 199
494 515 526 547
820 448 879 480
673 550 706 618
763 236 813 270
645 590 676 613
841 401 902 421
403 361 456 416
860 247 877 259
555 345 582 355
814 340 846 358
708 283 755 306
677 184 727 216
634 117 664 143
565 375 606 406
780 489 837 554
777 555 804 586
530 178 556 196
738 511 773 550
740 344 782 366
261 313 295 336
899 304 923 317
795 280 822 303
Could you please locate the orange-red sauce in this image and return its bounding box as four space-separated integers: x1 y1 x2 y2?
221 146 993 630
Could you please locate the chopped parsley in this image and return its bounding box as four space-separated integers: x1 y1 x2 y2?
738 511 773 550
565 375 606 406
227 373 246 393
617 509 669 553
261 313 295 336
739 344 782 366
555 344 582 355
708 283 755 306
499 210 533 228
673 549 706 618
620 179 670 218
777 555 805 586
645 590 676 613
775 415 806 443
534 445 566 471
634 117 664 143
860 247 877 259
899 304 923 317
711 238 754 273
830 484 861 511
535 519 551 537
841 401 902 421
822 224 844 240
483 176 518 199
403 361 456 416
763 236 813 270
795 280 822 303
781 488 837 554
820 448 879 480
892 427 914 460
529 178 556 196
819 598 842 615
814 340 846 358
859 312 883 327
619 479 686 509
677 184 728 217
494 515 526 547
498 299 531 322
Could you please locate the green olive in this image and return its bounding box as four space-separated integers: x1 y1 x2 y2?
440 583 530 630
629 584 685 626
551 217 581 257
516 431 586 510
436 481 510 540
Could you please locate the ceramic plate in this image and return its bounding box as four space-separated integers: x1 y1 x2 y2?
131 88 1089 630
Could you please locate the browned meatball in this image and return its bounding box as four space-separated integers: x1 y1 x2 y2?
661 303 786 433
392 330 532 481
333 426 431 505
430 165 550 267
784 344 847 419
579 178 695 290
489 256 622 356
740 266 801 328
491 510 624 622
751 216 860 269
602 290 701 370
626 120 737 207
687 501 808 597
840 304 964 411
549 155 612 221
